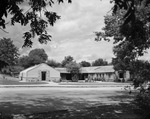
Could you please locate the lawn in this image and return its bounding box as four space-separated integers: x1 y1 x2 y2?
0 75 48 85
0 87 141 119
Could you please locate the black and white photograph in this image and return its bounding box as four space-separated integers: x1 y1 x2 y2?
0 0 150 118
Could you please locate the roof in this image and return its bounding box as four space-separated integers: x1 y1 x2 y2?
80 65 114 73
20 64 41 74
55 68 70 73
55 65 115 74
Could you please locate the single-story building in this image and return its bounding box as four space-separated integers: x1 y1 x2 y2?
19 63 60 82
19 64 130 82
56 65 130 82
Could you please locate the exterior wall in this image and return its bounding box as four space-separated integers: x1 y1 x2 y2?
115 71 130 82
20 64 60 82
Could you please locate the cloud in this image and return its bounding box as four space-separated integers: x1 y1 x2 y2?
1 0 116 63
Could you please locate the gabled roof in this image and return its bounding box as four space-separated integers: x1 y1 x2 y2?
20 63 47 74
20 64 40 74
55 65 115 74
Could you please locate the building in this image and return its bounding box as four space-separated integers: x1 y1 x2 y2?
19 63 60 82
19 64 130 82
56 65 130 82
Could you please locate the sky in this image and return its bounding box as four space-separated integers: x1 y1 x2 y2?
0 0 149 63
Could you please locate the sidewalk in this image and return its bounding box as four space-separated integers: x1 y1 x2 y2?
0 82 132 88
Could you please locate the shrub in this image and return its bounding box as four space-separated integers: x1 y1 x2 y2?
134 88 150 119
71 74 79 82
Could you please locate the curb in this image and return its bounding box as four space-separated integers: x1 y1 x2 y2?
0 85 128 88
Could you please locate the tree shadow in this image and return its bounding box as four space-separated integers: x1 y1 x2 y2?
0 91 141 119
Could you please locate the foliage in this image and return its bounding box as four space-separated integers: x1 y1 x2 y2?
65 61 80 82
80 61 91 67
61 55 74 67
0 38 19 65
0 0 71 47
1 65 24 76
66 61 80 74
134 89 150 119
112 41 136 72
29 48 48 61
47 59 61 67
18 48 48 68
28 48 48 65
96 1 150 56
92 58 108 66
131 60 150 87
0 60 8 72
18 55 31 68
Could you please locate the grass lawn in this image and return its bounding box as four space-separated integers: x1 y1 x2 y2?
0 76 48 85
0 87 141 119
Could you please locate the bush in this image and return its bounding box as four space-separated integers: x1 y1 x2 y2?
71 74 79 82
134 88 150 119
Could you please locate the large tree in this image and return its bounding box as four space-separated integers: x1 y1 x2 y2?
61 55 74 67
66 61 80 82
95 0 150 81
80 61 91 67
18 55 31 68
18 48 48 68
0 38 19 65
92 58 108 66
47 59 61 67
0 0 71 47
96 1 150 57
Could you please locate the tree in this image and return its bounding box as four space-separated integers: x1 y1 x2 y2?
61 56 74 67
18 55 31 68
0 0 71 47
0 38 19 65
18 48 48 68
1 65 24 76
95 1 150 81
80 61 91 67
47 59 61 67
92 58 108 66
95 1 150 57
66 61 80 82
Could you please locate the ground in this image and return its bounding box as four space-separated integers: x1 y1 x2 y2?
0 87 141 119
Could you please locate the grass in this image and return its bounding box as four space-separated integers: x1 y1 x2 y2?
0 76 48 85
0 103 141 119
0 88 141 119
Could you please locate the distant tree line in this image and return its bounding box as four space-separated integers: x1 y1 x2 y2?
0 37 112 76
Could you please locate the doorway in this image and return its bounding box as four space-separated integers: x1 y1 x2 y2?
41 71 46 81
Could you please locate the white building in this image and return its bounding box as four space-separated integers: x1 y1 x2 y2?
19 63 60 82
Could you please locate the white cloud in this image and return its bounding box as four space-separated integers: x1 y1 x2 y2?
0 0 117 63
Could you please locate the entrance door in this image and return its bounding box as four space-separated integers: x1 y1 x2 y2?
41 71 46 81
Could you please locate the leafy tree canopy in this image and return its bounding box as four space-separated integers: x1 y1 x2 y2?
92 58 108 66
96 0 150 57
80 61 91 67
18 48 48 68
66 61 80 74
0 0 71 47
18 55 31 68
47 59 61 67
0 38 19 65
61 55 74 67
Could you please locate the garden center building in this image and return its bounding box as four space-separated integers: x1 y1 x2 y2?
19 63 130 82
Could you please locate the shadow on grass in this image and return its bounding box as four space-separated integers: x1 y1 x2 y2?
0 103 141 119
0 91 141 119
